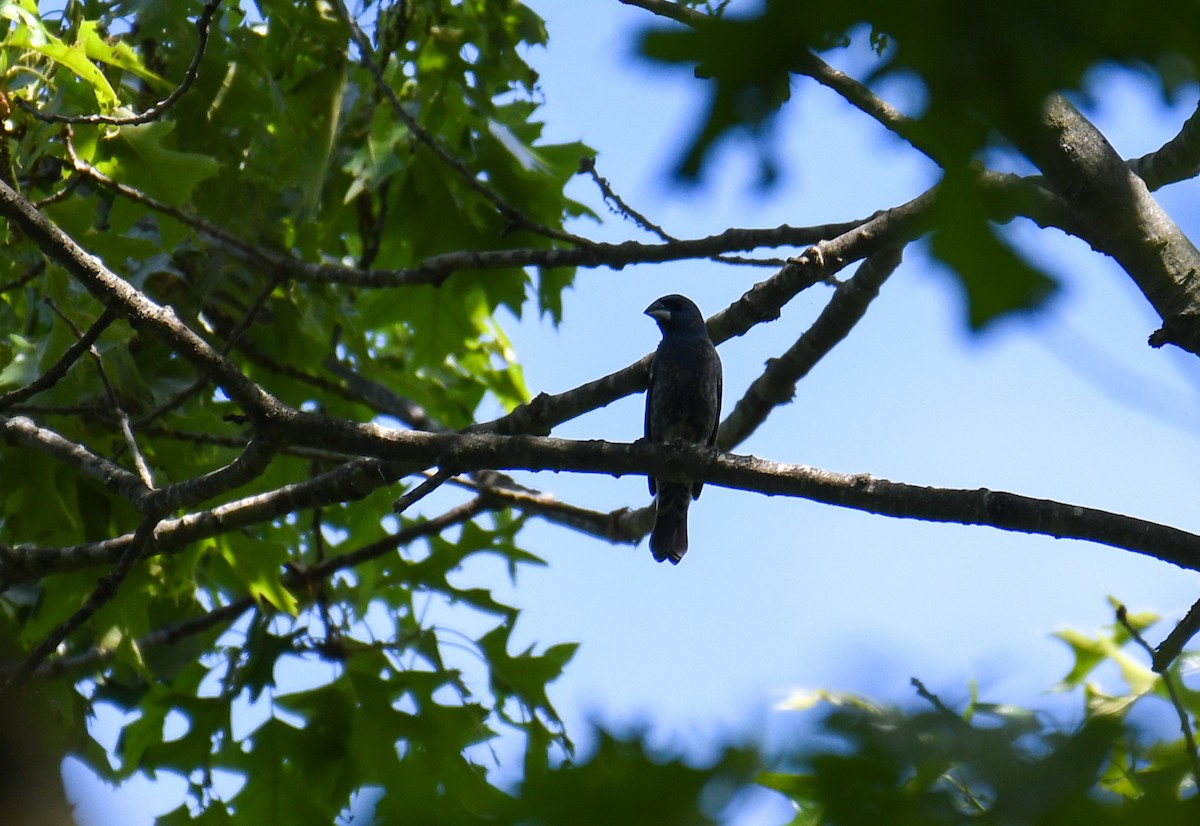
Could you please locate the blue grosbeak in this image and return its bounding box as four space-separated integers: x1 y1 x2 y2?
644 294 723 564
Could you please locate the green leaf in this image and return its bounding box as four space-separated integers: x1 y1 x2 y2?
97 122 220 206
218 540 299 616
928 172 1058 330
77 19 170 90
3 5 119 109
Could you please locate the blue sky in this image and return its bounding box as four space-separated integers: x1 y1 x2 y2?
67 2 1200 822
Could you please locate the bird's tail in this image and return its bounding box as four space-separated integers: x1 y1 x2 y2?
650 483 690 564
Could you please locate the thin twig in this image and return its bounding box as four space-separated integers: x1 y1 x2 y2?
43 297 154 487
135 271 286 428
1153 594 1200 672
1116 603 1200 784
790 51 939 166
579 156 677 242
911 676 966 723
0 303 117 410
392 468 453 514
0 259 45 293
618 0 707 26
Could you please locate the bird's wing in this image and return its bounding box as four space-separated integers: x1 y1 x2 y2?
645 351 657 495
708 360 722 447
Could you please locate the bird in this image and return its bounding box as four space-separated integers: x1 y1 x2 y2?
643 294 723 564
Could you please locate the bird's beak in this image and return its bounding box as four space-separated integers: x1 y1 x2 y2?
644 300 671 322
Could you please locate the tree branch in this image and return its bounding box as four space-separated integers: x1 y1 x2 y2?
0 304 118 410
1016 95 1200 355
0 178 286 422
720 247 903 448
790 50 938 165
6 416 1200 594
618 0 707 26
43 296 155 488
149 425 1200 574
1116 603 1200 782
69 147 863 286
25 498 489 680
480 193 937 440
579 156 677 242
2 415 151 508
1129 98 1200 191
302 429 1200 574
0 456 403 582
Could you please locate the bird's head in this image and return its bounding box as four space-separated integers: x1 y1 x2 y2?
644 294 705 333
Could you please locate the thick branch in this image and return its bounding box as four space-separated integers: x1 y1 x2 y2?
1017 96 1200 354
195 427 1200 574
8 427 1200 582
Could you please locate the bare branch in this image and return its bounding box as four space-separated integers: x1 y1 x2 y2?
391 468 453 514
1152 595 1200 671
65 135 267 263
244 423 1200 575
721 248 902 448
0 456 402 582
69 147 865 286
322 358 447 432
480 194 938 440
7 412 1200 590
2 415 150 507
135 272 287 428
43 297 155 488
618 0 708 26
152 435 278 513
313 497 489 578
0 259 44 293
32 599 254 680
790 51 938 164
280 223 867 287
1016 96 1200 355
579 156 677 242
1129 98 1200 191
